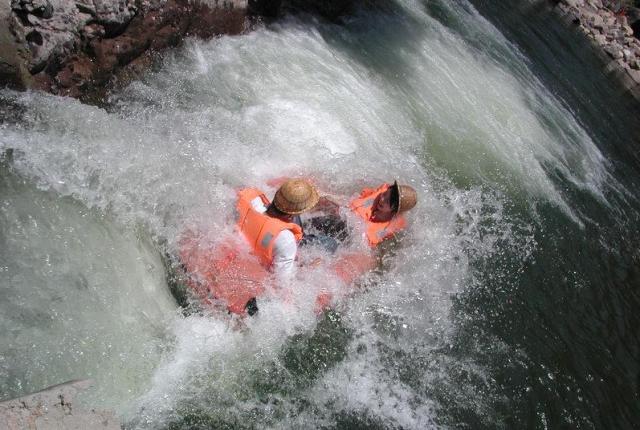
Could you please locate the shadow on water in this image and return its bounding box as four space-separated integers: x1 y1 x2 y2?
432 2 640 428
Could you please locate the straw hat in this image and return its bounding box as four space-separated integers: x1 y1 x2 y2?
393 181 417 214
273 179 320 215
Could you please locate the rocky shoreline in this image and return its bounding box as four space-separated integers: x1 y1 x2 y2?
552 0 640 99
0 0 356 102
5 0 640 103
1 0 250 100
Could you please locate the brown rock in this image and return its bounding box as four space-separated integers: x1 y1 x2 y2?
188 1 248 38
55 55 95 88
2 0 360 100
82 23 106 39
30 69 53 90
90 38 118 71
1 0 253 99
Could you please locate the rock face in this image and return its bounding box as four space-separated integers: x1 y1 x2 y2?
554 0 640 98
0 0 359 100
0 379 120 430
1 0 250 99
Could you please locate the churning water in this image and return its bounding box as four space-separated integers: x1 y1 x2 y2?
1 0 639 428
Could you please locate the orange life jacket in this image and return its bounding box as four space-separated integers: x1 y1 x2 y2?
349 184 407 247
236 188 303 267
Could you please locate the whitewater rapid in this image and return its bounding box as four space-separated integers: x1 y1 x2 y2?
0 0 624 428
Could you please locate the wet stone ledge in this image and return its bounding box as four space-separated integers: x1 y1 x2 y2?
0 379 120 429
553 0 640 100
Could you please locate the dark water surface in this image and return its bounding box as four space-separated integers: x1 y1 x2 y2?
454 1 640 428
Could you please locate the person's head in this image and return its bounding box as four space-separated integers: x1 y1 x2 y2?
269 178 319 220
371 181 417 222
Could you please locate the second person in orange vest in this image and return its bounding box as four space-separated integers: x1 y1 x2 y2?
236 179 320 280
349 181 418 247
309 181 418 247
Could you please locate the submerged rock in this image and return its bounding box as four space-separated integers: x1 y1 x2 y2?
0 379 120 429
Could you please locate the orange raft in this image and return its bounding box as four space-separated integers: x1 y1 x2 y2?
178 230 376 316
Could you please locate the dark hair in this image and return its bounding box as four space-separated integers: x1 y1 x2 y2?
266 203 287 218
390 183 400 212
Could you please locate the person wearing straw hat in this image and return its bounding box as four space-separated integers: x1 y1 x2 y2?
236 178 320 279
348 180 417 247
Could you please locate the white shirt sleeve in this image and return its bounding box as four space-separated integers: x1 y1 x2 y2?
249 194 297 279
251 196 267 213
272 229 297 280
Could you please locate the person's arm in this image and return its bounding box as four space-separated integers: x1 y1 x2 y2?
272 230 297 281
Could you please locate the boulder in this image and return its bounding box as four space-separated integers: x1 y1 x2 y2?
0 0 250 99
10 0 84 74
0 0 361 99
75 0 137 36
0 3 30 89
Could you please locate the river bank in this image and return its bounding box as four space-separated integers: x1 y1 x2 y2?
4 0 640 104
552 0 640 100
0 0 356 102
